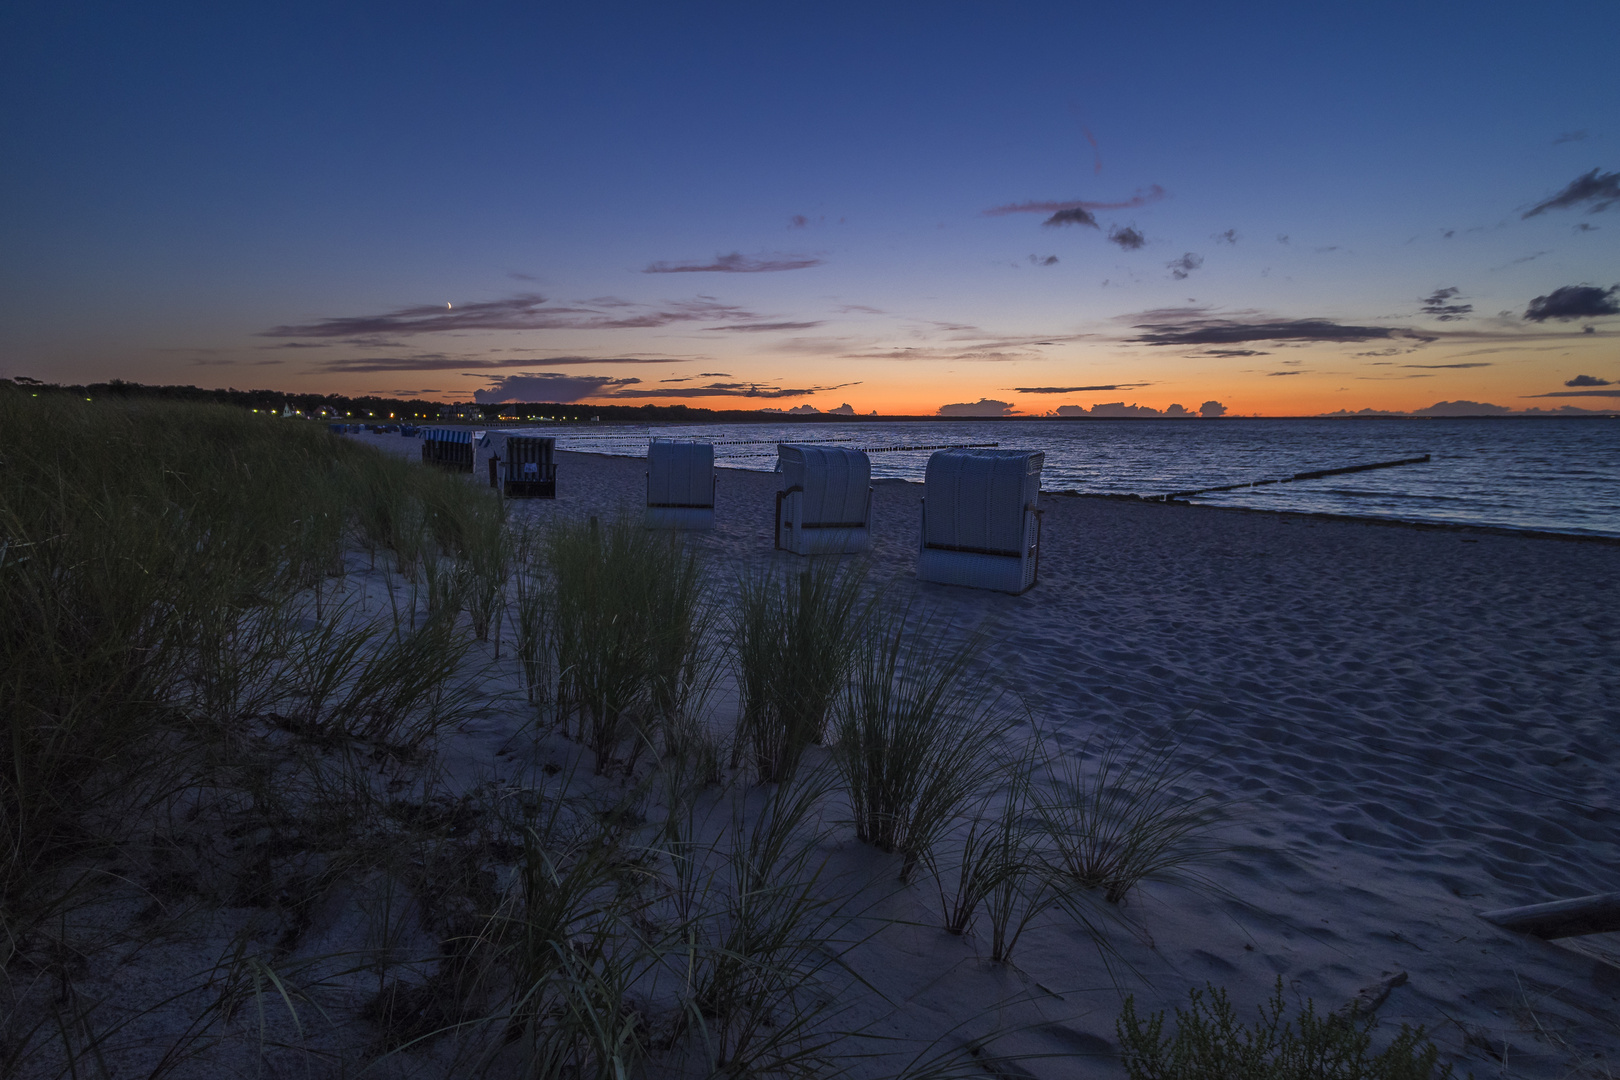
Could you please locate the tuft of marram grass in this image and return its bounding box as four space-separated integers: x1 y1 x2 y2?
731 560 869 784
1037 738 1223 904
833 609 1013 882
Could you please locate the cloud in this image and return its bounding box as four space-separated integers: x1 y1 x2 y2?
1129 311 1431 347
1524 284 1620 321
1013 384 1147 394
826 403 855 415
1199 401 1227 417
1266 371 1303 376
1527 388 1620 398
1522 169 1620 217
1194 348 1269 357
1411 400 1513 416
1553 130 1589 144
316 354 687 374
699 371 731 377
643 252 824 273
1211 229 1239 245
265 293 768 338
1167 253 1203 279
1575 222 1600 232
984 185 1168 216
615 381 859 400
701 321 825 332
1400 362 1492 369
474 374 642 404
1565 374 1612 386
1029 254 1060 266
1420 287 1473 321
937 398 1017 417
1043 207 1098 228
1088 402 1161 416
1108 226 1146 250
789 215 810 228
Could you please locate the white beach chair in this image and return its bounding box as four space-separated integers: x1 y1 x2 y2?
916 449 1044 594
775 444 872 555
646 440 716 529
475 432 503 489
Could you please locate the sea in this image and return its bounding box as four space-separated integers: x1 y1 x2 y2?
507 417 1620 539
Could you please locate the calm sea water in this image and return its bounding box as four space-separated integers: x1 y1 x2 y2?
514 417 1620 538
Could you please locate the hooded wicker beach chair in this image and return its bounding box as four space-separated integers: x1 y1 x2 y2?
421 428 475 472
775 444 872 555
494 434 557 498
916 448 1044 594
646 440 716 529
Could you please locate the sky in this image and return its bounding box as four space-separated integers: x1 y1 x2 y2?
2 0 1617 417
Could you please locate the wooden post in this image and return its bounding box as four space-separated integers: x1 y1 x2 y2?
1478 892 1620 939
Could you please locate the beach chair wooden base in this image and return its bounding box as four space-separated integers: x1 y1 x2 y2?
646 505 714 529
504 478 556 498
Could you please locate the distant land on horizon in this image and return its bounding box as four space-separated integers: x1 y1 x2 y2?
6 377 1616 424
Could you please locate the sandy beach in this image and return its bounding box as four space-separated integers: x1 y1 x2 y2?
17 427 1616 1079
338 435 1620 1075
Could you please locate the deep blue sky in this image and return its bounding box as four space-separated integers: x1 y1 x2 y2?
3 1 1616 415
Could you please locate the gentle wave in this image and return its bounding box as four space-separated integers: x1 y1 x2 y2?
514 416 1620 538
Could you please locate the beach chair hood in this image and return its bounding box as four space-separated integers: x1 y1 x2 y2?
922 449 1043 555
778 444 871 525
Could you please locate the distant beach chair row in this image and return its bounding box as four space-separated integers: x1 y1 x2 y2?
447 434 1044 593
659 439 1045 594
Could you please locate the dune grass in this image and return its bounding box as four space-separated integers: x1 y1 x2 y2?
732 560 869 784
1037 739 1223 904
0 388 1292 1079
544 516 712 774
833 610 1013 882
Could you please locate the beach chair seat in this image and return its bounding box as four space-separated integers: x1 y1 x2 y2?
421 428 475 472
499 435 557 498
916 449 1044 594
646 440 716 529
775 444 872 555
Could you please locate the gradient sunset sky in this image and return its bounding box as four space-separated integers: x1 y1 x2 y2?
3 1 1617 416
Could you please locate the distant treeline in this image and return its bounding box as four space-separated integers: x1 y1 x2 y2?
0 377 882 424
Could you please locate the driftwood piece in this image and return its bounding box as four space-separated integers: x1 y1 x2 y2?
1478 892 1620 939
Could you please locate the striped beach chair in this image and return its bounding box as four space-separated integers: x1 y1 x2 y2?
646 440 716 529
421 428 475 472
916 448 1044 594
501 435 557 498
775 444 872 555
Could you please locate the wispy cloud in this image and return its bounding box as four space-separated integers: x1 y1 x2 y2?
1109 226 1146 250
1042 207 1098 228
1552 130 1589 144
1419 287 1473 321
984 184 1168 216
643 252 824 273
1401 362 1491 369
316 354 689 374
265 293 763 338
1166 253 1203 280
614 380 859 400
1525 388 1620 398
701 320 825 332
1211 229 1239 245
1012 384 1148 394
1128 309 1435 347
1524 284 1620 321
1522 168 1620 217
474 373 642 404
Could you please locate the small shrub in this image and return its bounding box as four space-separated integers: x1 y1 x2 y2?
1117 977 1459 1080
